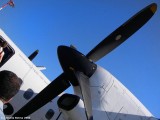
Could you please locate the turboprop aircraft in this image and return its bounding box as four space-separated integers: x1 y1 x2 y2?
0 3 158 120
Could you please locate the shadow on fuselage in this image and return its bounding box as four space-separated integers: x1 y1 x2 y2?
3 90 62 120
2 90 158 120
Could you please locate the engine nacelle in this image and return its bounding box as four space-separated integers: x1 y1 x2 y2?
57 94 87 120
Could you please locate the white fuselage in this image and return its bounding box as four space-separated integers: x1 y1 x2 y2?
0 29 62 120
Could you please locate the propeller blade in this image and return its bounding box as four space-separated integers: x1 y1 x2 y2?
86 3 157 62
76 72 93 120
28 50 39 61
13 73 70 117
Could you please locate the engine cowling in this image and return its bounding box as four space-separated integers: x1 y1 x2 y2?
57 94 87 120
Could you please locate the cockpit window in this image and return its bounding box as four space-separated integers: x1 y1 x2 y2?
0 36 15 67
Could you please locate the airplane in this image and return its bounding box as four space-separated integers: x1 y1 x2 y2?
0 2 159 120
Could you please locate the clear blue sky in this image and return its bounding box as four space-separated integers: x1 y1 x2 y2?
0 0 159 118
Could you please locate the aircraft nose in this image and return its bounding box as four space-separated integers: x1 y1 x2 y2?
57 45 96 77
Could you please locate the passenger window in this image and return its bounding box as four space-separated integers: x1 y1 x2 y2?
45 109 54 120
0 36 15 67
23 88 34 100
3 103 14 115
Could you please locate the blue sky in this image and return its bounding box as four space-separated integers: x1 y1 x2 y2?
0 0 159 118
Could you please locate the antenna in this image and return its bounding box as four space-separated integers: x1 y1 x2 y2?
0 0 15 11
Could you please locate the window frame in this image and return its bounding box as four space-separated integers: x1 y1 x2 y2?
0 36 15 68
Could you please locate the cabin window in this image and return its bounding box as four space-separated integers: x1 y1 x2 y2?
3 103 14 115
0 36 15 67
45 109 54 120
23 88 34 100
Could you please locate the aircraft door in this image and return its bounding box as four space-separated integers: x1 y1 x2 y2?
0 52 33 80
0 36 33 80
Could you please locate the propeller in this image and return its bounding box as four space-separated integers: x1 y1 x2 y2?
75 72 93 120
28 50 39 61
13 3 157 118
86 3 157 62
13 73 70 117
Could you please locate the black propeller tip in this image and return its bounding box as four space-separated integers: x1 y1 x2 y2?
86 3 157 62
